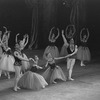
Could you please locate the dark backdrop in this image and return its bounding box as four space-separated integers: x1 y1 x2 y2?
0 0 100 55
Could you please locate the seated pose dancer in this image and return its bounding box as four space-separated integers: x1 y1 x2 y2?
42 52 66 84
43 27 60 60
29 55 43 72
16 33 30 74
18 56 48 90
77 28 91 66
0 26 15 79
13 33 30 91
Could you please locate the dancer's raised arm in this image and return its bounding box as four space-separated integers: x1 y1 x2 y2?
15 33 20 43
85 28 89 42
24 34 29 47
62 30 69 46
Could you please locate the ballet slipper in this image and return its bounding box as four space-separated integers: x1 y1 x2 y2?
68 77 74 81
13 87 18 92
52 81 57 84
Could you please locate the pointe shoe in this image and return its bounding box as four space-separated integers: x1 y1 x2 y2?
8 76 10 79
13 87 18 92
81 63 86 66
52 81 57 84
68 77 74 81
17 87 20 90
42 86 45 89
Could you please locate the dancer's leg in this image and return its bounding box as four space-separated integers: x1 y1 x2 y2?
14 66 21 91
81 60 85 66
67 58 75 80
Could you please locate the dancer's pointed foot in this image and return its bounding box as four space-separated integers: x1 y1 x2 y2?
17 87 20 90
68 77 74 81
8 76 10 79
42 86 45 89
13 87 17 92
81 63 86 66
52 81 57 84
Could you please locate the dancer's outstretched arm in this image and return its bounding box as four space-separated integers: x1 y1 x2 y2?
29 58 42 69
55 45 78 60
64 45 78 58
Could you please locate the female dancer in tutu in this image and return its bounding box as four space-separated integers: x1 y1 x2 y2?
18 56 48 90
16 33 30 73
0 26 15 79
13 34 30 91
66 43 78 81
43 27 60 60
29 55 43 72
60 24 77 81
77 28 91 66
42 52 66 84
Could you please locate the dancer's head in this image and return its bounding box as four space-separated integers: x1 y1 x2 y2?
49 27 59 42
15 34 28 50
65 24 76 39
70 38 75 52
35 55 39 61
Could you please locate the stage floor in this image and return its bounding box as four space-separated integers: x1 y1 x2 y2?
0 49 100 100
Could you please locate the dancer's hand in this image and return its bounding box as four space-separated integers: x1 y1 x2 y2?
29 58 35 62
56 66 59 69
62 30 64 35
36 65 43 69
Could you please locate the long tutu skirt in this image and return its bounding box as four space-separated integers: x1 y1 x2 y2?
42 66 66 84
21 53 30 71
60 44 68 57
76 46 91 61
0 53 15 72
43 46 59 60
18 71 48 90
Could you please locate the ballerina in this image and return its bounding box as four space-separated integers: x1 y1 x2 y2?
16 33 30 73
18 56 48 90
0 26 15 79
42 52 66 84
29 55 43 72
77 28 91 66
43 27 60 60
13 36 30 91
58 45 78 81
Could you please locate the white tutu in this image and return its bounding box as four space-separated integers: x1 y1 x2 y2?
77 46 91 61
43 46 59 60
42 66 66 84
0 53 15 72
18 71 48 90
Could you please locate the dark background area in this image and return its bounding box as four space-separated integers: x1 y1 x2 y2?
0 0 100 57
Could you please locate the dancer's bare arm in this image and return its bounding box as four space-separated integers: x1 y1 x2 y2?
14 51 29 62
